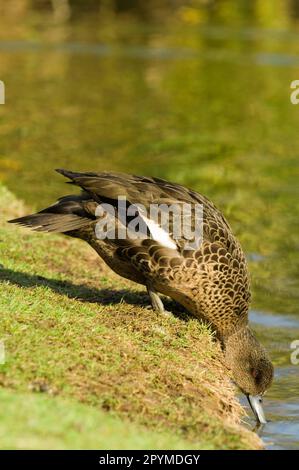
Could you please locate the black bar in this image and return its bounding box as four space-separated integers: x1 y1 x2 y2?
0 449 293 467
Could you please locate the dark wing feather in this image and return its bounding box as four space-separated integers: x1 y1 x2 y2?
8 193 97 233
55 169 237 254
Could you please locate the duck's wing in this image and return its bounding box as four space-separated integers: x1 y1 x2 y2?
55 169 236 253
56 169 198 205
8 192 98 233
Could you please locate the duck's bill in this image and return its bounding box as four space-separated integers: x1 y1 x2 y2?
247 395 267 425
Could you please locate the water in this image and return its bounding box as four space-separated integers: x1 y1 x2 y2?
0 1 298 450
249 310 299 449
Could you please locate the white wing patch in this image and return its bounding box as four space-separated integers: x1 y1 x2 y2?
139 213 177 250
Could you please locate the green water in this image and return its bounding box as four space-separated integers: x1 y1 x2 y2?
0 1 298 449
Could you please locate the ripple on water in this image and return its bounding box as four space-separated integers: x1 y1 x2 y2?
245 310 299 449
250 310 299 329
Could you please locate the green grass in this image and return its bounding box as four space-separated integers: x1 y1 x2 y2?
0 184 261 449
0 388 203 450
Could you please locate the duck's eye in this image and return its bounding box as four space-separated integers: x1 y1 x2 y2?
250 368 261 383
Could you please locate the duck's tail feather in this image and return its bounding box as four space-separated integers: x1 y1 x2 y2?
8 213 91 233
8 195 95 233
55 168 97 183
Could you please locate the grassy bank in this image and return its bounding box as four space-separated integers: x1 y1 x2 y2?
0 184 262 449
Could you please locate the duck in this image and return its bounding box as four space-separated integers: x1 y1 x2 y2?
9 169 274 424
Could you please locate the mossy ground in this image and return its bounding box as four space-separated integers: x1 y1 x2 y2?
0 185 262 449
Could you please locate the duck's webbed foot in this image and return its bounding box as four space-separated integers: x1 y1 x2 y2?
146 285 172 317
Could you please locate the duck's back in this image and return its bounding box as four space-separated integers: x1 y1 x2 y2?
10 170 251 336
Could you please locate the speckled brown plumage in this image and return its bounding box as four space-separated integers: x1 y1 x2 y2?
57 170 250 338
9 169 273 415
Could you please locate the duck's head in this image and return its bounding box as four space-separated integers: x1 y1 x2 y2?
223 326 274 425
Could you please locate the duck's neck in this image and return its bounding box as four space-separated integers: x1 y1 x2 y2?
220 324 253 350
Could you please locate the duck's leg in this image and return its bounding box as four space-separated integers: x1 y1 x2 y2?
146 285 171 316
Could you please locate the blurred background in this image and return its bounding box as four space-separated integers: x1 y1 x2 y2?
0 0 298 449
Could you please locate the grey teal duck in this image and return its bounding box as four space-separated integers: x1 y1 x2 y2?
9 169 274 424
